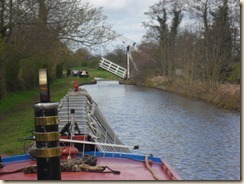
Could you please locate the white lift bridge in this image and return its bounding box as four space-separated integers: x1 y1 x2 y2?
99 57 127 79
98 35 139 80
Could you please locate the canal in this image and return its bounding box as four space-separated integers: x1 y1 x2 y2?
82 80 240 180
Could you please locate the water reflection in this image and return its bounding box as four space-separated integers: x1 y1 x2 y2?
82 80 240 180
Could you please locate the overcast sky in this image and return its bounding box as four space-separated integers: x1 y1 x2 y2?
88 0 241 54
89 0 159 46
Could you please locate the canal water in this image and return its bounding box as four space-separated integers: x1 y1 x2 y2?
82 80 240 180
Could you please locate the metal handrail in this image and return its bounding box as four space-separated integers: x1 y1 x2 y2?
58 89 133 153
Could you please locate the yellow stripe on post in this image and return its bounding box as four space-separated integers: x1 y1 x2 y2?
35 116 59 126
36 147 61 158
35 132 60 142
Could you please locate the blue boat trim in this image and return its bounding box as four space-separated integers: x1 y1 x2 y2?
2 154 30 164
85 151 163 163
2 152 163 164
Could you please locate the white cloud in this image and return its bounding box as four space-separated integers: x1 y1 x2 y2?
89 0 127 11
87 0 159 53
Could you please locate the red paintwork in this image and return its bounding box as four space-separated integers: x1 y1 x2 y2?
61 135 88 141
60 146 79 159
0 157 180 180
161 160 182 180
74 81 79 91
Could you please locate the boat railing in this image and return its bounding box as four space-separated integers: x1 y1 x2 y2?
58 88 136 154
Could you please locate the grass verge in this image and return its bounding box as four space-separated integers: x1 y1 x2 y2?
0 77 76 156
0 69 117 156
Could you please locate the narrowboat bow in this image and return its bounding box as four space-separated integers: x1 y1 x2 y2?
0 69 181 180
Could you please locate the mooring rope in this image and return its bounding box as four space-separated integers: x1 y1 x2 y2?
0 156 120 175
145 153 160 180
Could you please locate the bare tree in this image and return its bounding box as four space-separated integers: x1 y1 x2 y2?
104 46 127 68
182 0 239 86
0 0 117 94
186 0 212 33
143 0 183 77
9 0 116 51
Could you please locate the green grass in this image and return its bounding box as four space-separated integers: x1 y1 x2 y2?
0 69 119 156
89 69 121 80
0 78 72 156
69 68 121 80
0 109 34 155
0 89 38 113
0 77 79 156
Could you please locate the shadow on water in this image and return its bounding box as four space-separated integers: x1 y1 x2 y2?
82 80 240 180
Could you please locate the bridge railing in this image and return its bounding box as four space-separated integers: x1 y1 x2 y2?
99 57 127 79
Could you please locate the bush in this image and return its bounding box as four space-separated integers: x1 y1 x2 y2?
226 63 240 84
56 63 63 78
5 55 21 91
87 58 99 69
18 57 39 90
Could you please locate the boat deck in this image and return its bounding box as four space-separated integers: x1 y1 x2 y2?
0 153 181 180
58 89 130 153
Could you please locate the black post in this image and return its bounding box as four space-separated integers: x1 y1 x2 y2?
34 103 61 180
34 68 61 180
0 155 4 169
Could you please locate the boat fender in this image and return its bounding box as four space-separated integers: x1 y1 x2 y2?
61 146 79 159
